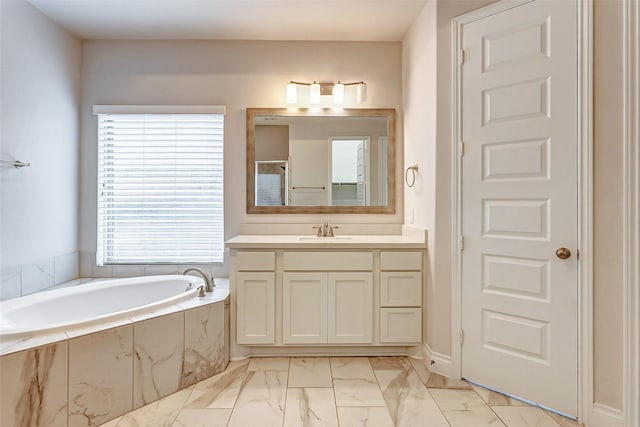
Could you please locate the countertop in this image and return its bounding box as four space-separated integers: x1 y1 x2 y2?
224 234 427 249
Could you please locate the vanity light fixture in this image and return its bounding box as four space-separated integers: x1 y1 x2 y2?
286 80 367 105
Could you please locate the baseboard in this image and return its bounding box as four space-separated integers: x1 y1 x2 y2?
589 403 624 427
423 343 456 378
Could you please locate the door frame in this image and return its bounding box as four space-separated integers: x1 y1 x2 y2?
450 0 593 423
623 2 640 427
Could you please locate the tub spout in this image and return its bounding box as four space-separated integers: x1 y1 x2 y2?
182 267 215 293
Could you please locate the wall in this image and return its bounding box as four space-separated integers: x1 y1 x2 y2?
402 0 438 349
403 0 626 415
0 0 81 299
593 0 624 411
80 40 403 275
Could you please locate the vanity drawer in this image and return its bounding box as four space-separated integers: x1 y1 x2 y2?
379 308 422 343
380 251 422 271
380 271 422 307
237 251 275 271
283 252 373 271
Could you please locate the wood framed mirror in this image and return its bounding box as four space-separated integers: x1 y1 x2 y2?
246 108 396 214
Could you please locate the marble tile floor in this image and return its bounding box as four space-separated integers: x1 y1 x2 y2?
98 356 582 427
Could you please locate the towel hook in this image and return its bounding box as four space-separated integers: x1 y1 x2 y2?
405 164 419 187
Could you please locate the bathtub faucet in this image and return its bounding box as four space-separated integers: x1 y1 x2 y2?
182 267 215 293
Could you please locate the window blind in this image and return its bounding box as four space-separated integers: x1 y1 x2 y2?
97 113 224 265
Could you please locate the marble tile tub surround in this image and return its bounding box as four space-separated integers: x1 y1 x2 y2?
0 278 229 356
0 297 230 427
96 356 583 427
0 251 79 300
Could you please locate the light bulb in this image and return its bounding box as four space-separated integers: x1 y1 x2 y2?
357 82 367 103
286 82 297 104
333 82 345 104
310 82 321 104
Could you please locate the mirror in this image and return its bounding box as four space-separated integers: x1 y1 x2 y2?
246 108 396 214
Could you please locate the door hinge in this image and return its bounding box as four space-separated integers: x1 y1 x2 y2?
459 329 464 344
459 236 464 251
460 142 465 156
459 49 466 65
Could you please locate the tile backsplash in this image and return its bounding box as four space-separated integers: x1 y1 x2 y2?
79 251 229 281
0 251 80 301
0 251 228 302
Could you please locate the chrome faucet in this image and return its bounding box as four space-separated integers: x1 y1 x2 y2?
182 267 215 293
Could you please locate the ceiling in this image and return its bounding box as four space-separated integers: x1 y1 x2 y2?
28 0 428 41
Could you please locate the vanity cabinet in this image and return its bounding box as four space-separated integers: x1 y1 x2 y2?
283 272 373 344
282 252 373 345
379 251 422 343
226 233 427 355
236 252 276 344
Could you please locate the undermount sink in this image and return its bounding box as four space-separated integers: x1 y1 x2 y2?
297 236 353 241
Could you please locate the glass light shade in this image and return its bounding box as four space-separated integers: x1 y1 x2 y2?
333 82 345 104
357 82 368 103
310 82 321 104
286 83 297 104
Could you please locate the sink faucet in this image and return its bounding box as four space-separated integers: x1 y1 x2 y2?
312 221 339 237
182 267 215 293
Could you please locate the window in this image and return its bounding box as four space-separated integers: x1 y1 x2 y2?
95 105 225 265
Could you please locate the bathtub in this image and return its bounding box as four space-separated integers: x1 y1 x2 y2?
0 275 201 339
0 275 230 427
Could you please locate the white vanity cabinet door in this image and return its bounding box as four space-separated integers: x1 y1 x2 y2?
237 272 275 344
283 272 328 344
379 308 422 343
328 272 373 344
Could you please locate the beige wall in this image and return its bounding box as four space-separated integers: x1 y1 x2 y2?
593 0 624 410
0 2 81 282
402 0 438 347
80 40 404 255
403 0 626 413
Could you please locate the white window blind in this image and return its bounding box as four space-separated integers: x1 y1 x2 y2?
97 112 224 265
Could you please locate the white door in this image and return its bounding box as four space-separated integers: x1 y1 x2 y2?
328 272 373 344
460 0 578 416
283 272 327 344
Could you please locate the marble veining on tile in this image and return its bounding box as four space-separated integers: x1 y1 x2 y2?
133 312 185 408
248 356 290 371
227 371 288 427
429 388 506 427
172 408 232 427
117 386 193 427
185 360 249 409
545 411 583 427
0 265 21 300
426 372 473 389
68 326 134 427
375 367 449 427
21 258 55 295
493 406 563 427
369 356 412 371
331 358 385 407
90 356 571 427
336 407 395 427
472 384 529 406
408 357 432 384
182 303 227 387
283 387 338 427
288 357 333 388
54 251 79 285
0 342 68 427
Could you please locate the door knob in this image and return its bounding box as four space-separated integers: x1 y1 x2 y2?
556 247 571 260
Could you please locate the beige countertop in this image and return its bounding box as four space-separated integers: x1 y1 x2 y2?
225 234 427 249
